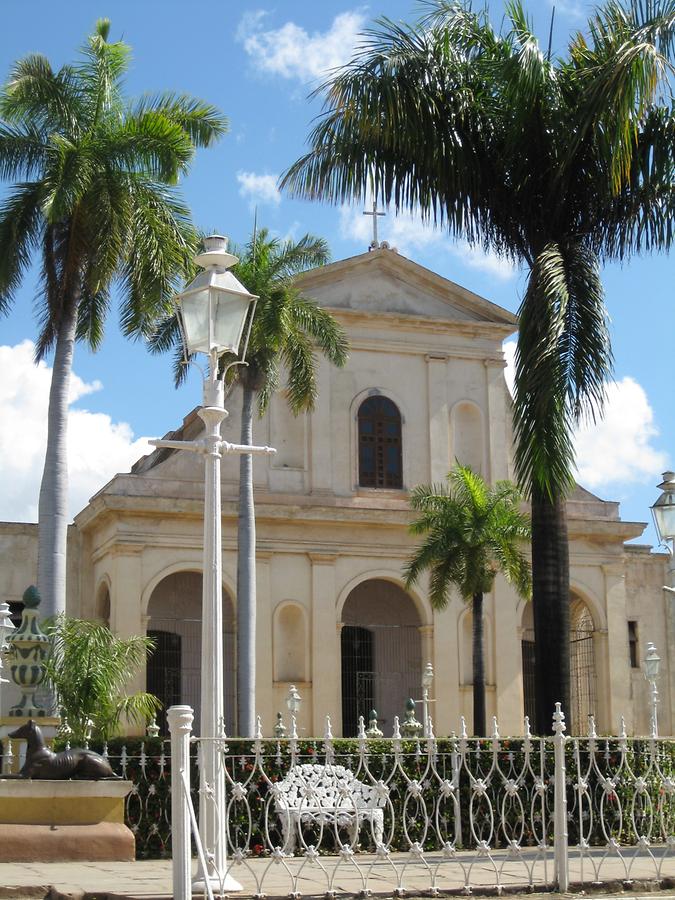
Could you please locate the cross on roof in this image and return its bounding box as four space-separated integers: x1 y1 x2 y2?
363 201 385 250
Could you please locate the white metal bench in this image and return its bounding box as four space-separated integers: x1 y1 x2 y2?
273 763 386 853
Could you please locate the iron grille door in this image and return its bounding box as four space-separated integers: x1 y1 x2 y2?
147 629 182 734
341 625 374 736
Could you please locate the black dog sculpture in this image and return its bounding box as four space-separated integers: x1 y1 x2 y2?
9 719 119 779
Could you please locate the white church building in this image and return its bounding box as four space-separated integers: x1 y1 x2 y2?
0 246 671 737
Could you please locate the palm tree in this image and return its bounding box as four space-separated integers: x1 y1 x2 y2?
281 0 675 732
404 465 531 736
150 228 349 736
0 19 227 621
44 615 160 744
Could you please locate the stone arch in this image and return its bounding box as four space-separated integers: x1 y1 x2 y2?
450 400 486 474
273 601 308 683
339 578 423 737
145 570 236 734
336 570 431 628
141 560 236 621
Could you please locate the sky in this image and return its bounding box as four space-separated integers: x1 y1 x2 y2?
0 0 671 546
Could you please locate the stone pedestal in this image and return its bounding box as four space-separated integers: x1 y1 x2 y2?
0 778 135 862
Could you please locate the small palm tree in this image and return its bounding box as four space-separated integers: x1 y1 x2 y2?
150 228 349 736
404 465 531 736
43 615 161 744
0 19 227 620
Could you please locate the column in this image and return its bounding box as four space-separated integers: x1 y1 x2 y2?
426 355 450 483
309 554 340 734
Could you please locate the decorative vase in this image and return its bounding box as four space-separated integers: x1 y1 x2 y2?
6 586 51 718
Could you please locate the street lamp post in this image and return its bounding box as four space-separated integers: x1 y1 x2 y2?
150 236 275 891
651 471 675 736
644 642 661 737
421 662 434 738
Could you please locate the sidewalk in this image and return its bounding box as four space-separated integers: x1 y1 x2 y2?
1 850 674 900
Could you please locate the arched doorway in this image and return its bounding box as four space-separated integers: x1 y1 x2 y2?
520 595 597 734
341 579 422 736
570 598 597 733
146 571 236 734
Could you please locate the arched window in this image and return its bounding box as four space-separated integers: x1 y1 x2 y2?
358 396 402 488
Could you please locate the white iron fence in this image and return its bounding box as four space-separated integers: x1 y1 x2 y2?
167 705 675 900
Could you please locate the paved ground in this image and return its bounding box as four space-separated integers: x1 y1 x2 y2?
1 849 674 900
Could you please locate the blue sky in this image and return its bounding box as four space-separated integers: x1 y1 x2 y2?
0 0 671 544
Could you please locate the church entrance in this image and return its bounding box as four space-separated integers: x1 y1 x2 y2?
146 571 236 734
340 579 422 737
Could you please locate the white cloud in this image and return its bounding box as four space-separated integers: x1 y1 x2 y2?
550 0 586 22
502 340 666 490
574 377 667 489
237 171 281 207
237 10 366 82
340 204 516 281
0 341 152 523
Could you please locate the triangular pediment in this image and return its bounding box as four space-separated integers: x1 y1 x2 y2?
294 248 517 330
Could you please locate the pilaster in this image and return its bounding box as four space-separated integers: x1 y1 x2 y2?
308 357 333 495
309 553 340 735
602 563 630 732
255 552 274 730
426 355 450 483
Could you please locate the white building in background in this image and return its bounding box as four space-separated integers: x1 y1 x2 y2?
0 246 670 736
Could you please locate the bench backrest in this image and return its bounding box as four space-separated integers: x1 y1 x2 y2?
274 764 385 810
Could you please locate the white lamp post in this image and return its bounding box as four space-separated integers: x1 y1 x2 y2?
421 662 434 738
651 471 675 736
644 642 661 737
149 235 275 892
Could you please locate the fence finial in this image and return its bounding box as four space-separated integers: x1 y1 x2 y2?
524 716 531 739
619 715 627 740
588 715 597 739
392 715 401 740
460 716 468 740
491 716 500 741
255 716 263 741
357 715 366 741
324 715 333 741
552 702 566 735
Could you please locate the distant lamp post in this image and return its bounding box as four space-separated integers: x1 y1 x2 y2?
651 472 675 737
644 642 661 737
149 235 275 892
652 471 675 546
421 662 434 738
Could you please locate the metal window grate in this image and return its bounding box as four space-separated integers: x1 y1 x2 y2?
358 396 402 489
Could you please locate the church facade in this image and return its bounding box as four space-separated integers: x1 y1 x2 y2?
0 247 671 737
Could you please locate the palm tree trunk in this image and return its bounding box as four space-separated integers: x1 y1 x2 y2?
531 485 571 734
237 382 256 737
37 301 78 620
472 592 486 737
